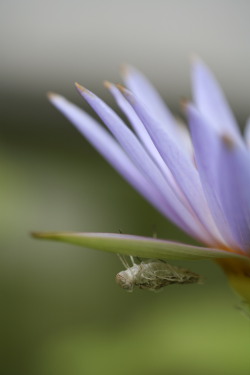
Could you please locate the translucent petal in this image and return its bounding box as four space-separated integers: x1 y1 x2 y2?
187 104 250 252
192 59 242 143
122 65 178 138
218 136 250 253
106 82 189 208
244 118 250 149
123 89 223 246
76 86 212 242
105 82 164 164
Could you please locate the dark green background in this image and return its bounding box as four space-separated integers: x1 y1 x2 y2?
1 90 250 375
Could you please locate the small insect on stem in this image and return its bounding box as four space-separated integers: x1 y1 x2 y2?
116 255 202 292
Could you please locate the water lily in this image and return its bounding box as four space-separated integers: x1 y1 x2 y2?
33 60 250 304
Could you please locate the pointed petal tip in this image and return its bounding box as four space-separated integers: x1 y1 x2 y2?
31 231 46 239
117 84 135 103
75 83 95 98
116 83 128 93
103 80 113 89
180 98 191 112
31 231 64 240
120 63 129 75
120 63 133 78
221 133 236 150
190 54 203 65
190 56 213 78
47 91 60 100
75 82 86 92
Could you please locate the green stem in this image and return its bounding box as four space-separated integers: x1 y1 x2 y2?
217 259 250 312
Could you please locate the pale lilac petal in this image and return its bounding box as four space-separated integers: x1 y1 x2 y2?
76 86 213 243
175 119 194 159
186 104 249 252
192 59 242 143
122 65 178 138
33 232 248 261
48 94 176 218
123 89 223 246
218 137 250 253
105 82 159 158
106 82 187 203
244 118 250 149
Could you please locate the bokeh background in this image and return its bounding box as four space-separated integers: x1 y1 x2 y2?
1 0 250 374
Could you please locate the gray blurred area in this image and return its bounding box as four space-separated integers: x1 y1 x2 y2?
1 0 250 113
1 1 250 375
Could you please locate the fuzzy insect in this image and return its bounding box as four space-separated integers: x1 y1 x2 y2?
116 255 202 292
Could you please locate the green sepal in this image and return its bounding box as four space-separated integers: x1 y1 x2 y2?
32 232 248 261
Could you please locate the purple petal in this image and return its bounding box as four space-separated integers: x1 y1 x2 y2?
107 82 191 162
76 85 213 243
33 231 248 261
192 59 242 143
175 120 194 159
244 118 250 149
48 94 177 219
105 82 160 158
122 65 178 138
218 136 250 253
123 89 222 246
106 82 185 197
186 104 250 252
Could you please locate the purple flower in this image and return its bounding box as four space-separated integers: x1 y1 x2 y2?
34 60 250 301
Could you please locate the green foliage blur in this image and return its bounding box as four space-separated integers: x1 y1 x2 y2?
1 93 250 375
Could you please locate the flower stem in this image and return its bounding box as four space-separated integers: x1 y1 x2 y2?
217 259 250 314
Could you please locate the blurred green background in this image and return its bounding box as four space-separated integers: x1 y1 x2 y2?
1 1 250 374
